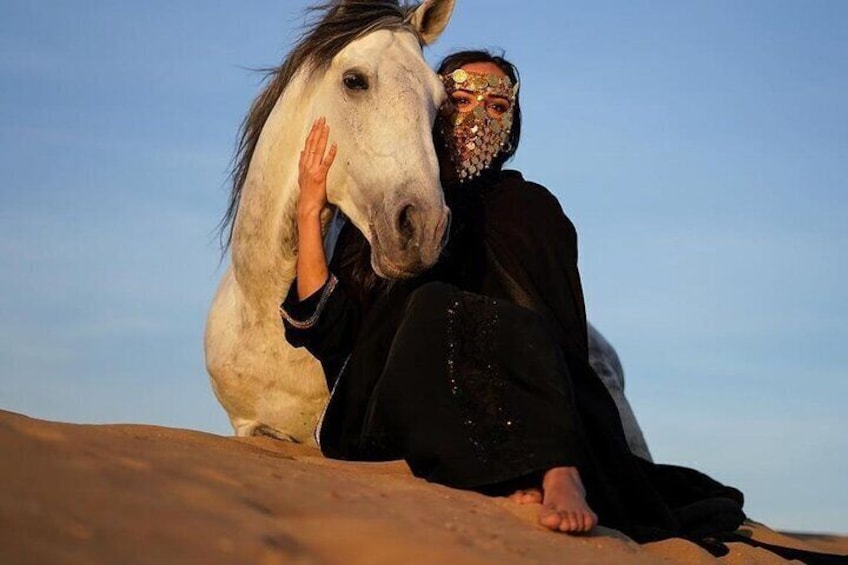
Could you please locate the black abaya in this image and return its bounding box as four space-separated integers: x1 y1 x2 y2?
281 169 744 544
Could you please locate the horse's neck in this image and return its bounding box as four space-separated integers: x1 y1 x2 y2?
232 74 313 309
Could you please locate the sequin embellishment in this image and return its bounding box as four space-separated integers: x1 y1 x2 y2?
445 292 522 464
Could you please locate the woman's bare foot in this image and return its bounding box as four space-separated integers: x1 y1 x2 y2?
537 466 598 534
508 487 542 505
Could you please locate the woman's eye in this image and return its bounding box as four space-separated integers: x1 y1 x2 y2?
343 73 369 91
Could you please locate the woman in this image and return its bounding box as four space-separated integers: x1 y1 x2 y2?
282 51 744 546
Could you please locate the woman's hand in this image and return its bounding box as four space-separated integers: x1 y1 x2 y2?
294 117 337 301
297 117 337 219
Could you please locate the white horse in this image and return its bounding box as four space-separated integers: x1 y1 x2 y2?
205 0 456 443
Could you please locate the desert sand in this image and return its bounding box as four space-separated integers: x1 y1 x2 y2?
1 409 845 564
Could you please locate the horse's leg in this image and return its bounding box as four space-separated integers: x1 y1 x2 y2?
228 417 297 442
208 268 326 443
253 425 301 443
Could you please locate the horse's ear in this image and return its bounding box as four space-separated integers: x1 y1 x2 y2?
408 0 455 45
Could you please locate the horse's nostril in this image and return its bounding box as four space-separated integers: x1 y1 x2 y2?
397 203 416 241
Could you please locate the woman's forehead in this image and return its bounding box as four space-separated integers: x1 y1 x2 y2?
459 61 507 77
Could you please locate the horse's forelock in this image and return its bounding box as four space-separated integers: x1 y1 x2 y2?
219 1 422 252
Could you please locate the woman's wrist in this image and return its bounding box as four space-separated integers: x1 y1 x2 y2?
297 203 325 222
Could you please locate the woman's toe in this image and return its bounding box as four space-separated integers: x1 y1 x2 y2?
538 506 563 530
558 512 578 533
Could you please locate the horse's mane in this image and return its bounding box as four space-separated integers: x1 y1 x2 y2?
219 0 421 251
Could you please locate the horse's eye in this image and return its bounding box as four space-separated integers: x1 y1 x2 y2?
343 72 369 91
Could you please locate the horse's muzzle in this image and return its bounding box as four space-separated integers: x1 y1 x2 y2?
370 203 450 279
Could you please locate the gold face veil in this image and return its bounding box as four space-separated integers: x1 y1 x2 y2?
439 69 519 182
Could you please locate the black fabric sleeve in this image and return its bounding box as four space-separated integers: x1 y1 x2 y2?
280 274 362 387
487 181 649 481
484 180 589 360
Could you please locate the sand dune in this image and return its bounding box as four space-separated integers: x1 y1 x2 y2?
1 409 845 564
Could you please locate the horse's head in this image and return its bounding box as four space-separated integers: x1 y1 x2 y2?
303 0 455 279
224 1 457 281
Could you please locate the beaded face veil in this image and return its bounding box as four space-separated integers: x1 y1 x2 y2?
439 68 519 182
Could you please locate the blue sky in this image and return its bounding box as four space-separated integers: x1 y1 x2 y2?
1 1 846 534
